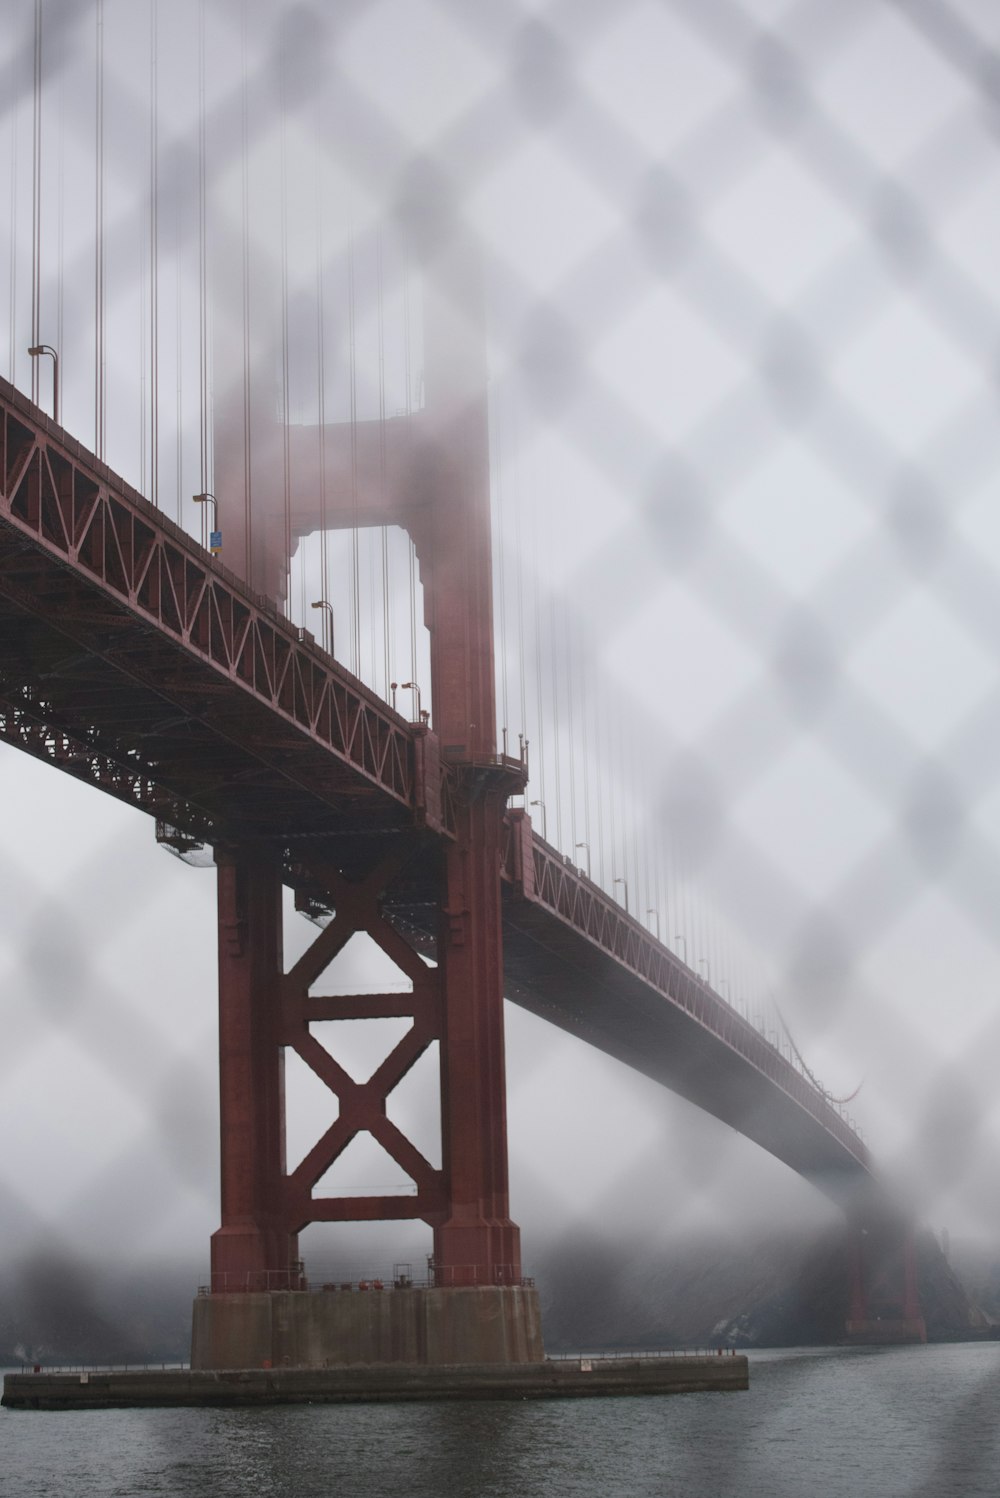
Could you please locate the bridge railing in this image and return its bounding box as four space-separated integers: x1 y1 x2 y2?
502 811 869 1170
0 379 460 841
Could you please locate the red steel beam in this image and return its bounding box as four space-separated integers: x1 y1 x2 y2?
0 376 454 843
499 810 872 1184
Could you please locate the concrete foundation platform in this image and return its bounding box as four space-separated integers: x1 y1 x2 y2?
191 1286 544 1370
2 1355 749 1410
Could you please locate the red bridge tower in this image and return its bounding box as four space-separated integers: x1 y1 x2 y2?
192 240 543 1368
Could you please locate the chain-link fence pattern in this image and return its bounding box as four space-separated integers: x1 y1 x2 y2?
1 0 1000 1380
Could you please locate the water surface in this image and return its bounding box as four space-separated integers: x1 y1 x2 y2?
3 1344 998 1498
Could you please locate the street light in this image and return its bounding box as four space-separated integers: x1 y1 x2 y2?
529 799 547 840
574 841 591 878
310 599 335 655
613 877 629 913
674 933 687 963
27 344 59 424
698 957 711 986
646 908 660 938
192 492 219 553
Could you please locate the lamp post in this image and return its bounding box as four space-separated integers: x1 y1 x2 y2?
310 600 335 656
27 344 59 424
529 799 546 840
698 957 711 987
192 492 219 553
574 841 591 878
646 908 660 938
613 877 629 913
674 933 687 964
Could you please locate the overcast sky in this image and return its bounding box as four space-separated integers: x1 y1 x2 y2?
2 0 1000 1283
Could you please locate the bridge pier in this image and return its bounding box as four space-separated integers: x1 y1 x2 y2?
194 815 542 1370
844 1221 926 1345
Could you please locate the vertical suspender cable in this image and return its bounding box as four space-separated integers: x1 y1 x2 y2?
532 483 546 830
492 384 509 754
240 1 253 582
315 118 329 642
57 19 65 407
31 0 41 406
549 578 562 850
565 609 577 853
174 182 183 525
580 648 591 868
596 680 608 890
377 233 391 698
513 407 528 749
198 0 208 543
609 697 620 890
404 272 417 688
279 64 292 614
514 398 529 784
651 761 662 935
139 200 147 488
348 237 360 677
95 0 105 457
8 59 18 383
149 0 159 506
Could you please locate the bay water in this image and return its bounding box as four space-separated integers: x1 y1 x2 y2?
3 1344 999 1498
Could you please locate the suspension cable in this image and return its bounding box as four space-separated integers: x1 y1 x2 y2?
315 115 329 647
95 0 105 457
56 21 65 411
775 1005 864 1106
197 0 208 537
240 2 252 581
348 236 360 677
531 480 547 828
377 232 391 698
149 0 159 506
404 271 417 688
31 0 42 406
279 62 292 613
8 52 18 384
492 381 510 754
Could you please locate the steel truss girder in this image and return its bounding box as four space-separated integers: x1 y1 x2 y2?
0 378 454 843
501 812 871 1178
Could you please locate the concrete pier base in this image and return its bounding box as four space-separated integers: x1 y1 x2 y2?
190 1285 544 1370
3 1355 749 1410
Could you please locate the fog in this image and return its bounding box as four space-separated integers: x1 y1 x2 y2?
2 0 1000 1298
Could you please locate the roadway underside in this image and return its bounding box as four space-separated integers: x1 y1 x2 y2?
0 567 414 854
0 573 867 1198
496 893 868 1199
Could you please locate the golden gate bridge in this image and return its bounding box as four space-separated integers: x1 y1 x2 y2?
0 1 933 1365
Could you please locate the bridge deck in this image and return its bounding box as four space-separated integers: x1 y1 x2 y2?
0 380 871 1197
0 377 449 847
499 821 869 1190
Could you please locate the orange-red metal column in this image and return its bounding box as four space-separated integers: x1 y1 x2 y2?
422 242 522 1285
209 850 297 1291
